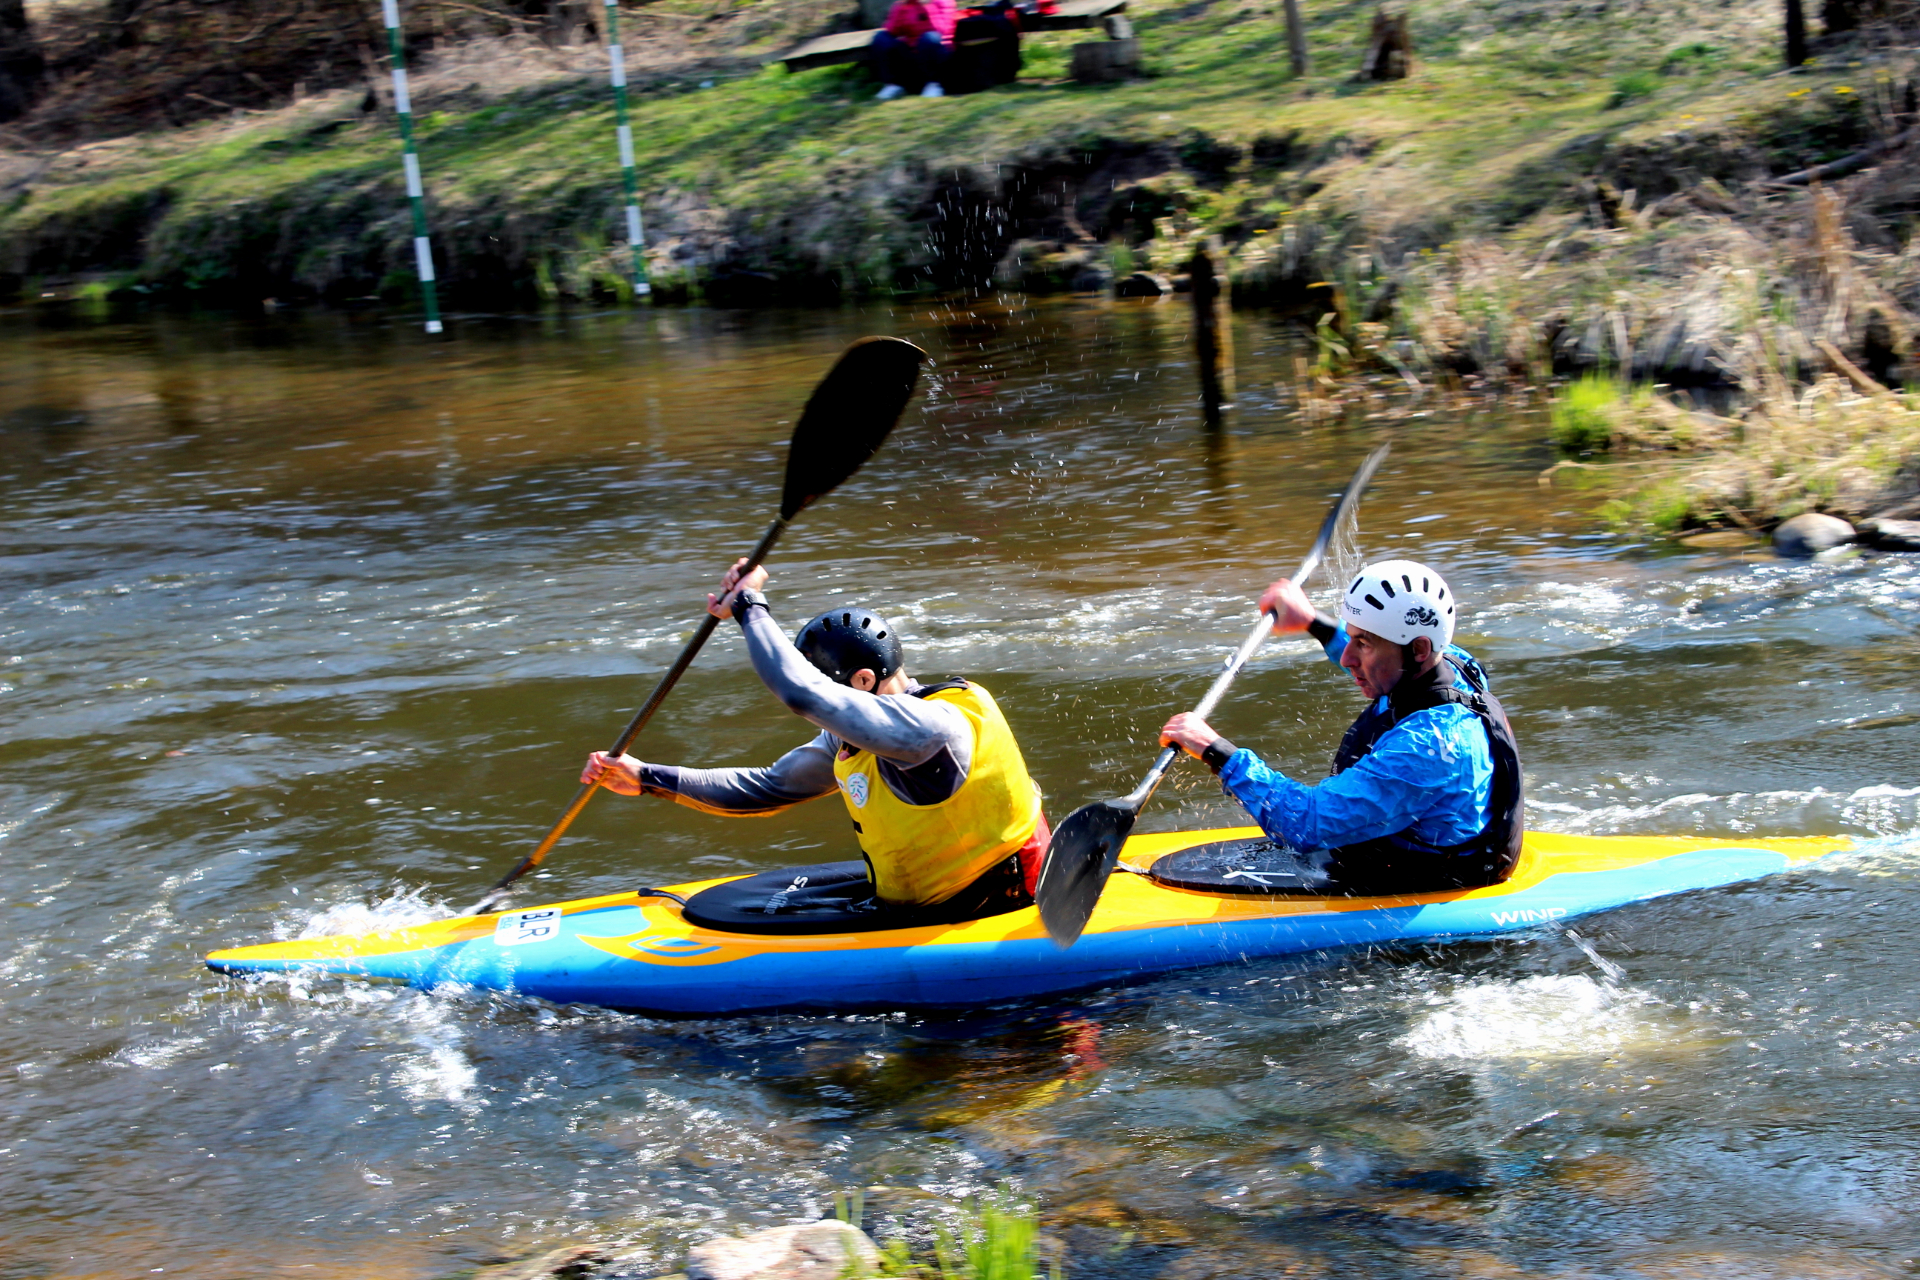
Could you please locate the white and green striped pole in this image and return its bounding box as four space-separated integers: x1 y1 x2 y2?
602 0 652 297
381 0 444 333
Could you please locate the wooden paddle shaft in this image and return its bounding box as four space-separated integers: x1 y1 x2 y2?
470 515 789 912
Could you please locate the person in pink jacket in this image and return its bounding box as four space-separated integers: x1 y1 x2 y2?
871 0 954 98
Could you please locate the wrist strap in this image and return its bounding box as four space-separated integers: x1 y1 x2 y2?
732 587 771 623
1200 737 1236 773
1306 613 1339 645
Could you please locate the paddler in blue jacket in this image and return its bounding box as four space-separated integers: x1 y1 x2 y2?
1160 559 1524 894
580 560 1049 915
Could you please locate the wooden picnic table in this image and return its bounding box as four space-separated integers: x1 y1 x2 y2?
772 0 1130 73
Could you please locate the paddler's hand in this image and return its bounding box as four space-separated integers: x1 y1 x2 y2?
581 750 644 796
707 558 770 620
1160 712 1222 760
1257 577 1317 634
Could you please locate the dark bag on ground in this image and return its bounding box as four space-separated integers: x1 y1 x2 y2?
946 2 1022 93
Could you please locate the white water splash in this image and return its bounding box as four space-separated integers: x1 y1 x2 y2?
1400 975 1669 1060
1565 929 1626 984
1529 784 1920 839
391 998 480 1108
113 1035 208 1070
1813 827 1920 878
278 884 448 942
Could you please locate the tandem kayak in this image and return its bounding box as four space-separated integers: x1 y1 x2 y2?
206 827 1846 1016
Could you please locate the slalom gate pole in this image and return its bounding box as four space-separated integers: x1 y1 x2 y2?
380 0 445 334
601 0 653 297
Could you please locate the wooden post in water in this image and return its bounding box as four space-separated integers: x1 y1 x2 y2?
1190 238 1234 426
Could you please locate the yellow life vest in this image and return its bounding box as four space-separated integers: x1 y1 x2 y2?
831 680 1042 906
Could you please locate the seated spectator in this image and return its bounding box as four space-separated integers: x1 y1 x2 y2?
871 0 955 99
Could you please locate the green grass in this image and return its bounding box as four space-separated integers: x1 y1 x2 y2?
933 1189 1043 1280
835 1185 1045 1280
1659 41 1722 73
1599 477 1704 534
1607 69 1661 108
1551 374 1632 451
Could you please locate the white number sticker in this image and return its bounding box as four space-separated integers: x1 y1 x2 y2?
494 907 564 947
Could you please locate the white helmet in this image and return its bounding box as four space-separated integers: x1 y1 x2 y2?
1341 559 1457 650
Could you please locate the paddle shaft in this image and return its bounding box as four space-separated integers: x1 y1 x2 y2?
469 515 788 913
1121 611 1275 810
1113 451 1369 813
1035 441 1391 946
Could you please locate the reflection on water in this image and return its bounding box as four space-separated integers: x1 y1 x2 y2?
2 299 1918 1278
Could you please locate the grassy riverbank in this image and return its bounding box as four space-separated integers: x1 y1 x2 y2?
5 0 1920 531
0 0 1887 302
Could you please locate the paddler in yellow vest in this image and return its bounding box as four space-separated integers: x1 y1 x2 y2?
581 559 1050 914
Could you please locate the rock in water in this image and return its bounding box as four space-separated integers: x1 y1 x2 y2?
473 1245 608 1279
1859 517 1920 551
1679 529 1757 549
685 1221 880 1280
1772 512 1855 557
1070 263 1114 293
1114 272 1171 298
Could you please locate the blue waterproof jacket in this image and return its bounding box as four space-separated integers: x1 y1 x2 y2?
1216 624 1493 852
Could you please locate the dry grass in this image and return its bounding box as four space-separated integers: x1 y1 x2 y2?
1284 156 1920 530
13 0 833 142
1579 374 1920 531
1521 185 1920 529
1373 180 1920 384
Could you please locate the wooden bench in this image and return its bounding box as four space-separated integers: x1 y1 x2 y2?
772 0 1130 73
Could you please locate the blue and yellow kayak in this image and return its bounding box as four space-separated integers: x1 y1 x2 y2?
205 828 1845 1015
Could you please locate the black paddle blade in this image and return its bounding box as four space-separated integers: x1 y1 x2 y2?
1036 799 1140 946
780 336 927 521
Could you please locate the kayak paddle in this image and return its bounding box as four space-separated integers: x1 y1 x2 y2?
1034 441 1392 946
466 336 928 917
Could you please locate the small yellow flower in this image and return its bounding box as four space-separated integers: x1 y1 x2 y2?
1835 86 1854 93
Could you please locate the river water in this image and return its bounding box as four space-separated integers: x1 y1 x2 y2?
3 298 1918 1279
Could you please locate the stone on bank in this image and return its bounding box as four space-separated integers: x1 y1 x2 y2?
686 1221 880 1280
1772 512 1855 558
1859 517 1920 551
470 1221 882 1280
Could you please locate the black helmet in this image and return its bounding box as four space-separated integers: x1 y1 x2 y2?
795 607 904 686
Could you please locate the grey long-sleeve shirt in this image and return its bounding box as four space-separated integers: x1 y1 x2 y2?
638 602 975 816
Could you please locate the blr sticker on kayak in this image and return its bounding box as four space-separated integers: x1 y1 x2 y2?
495 907 564 947
842 773 870 808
